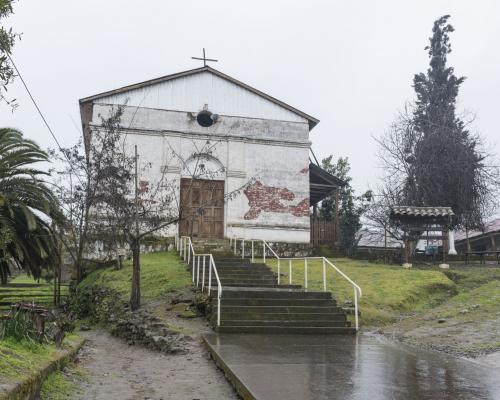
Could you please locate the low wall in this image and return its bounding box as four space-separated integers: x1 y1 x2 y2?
0 338 86 400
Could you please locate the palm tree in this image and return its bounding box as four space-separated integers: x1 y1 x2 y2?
0 128 60 284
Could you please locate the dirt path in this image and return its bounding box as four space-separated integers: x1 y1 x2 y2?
73 330 238 400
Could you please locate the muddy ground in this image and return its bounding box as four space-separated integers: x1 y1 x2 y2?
72 328 238 400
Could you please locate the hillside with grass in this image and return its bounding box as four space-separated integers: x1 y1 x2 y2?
79 251 192 302
265 258 457 326
382 267 500 356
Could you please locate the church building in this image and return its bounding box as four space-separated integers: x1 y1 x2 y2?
79 65 341 244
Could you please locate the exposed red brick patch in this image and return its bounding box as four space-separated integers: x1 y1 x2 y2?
243 181 309 220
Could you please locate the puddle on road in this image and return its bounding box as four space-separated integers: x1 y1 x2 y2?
205 333 500 400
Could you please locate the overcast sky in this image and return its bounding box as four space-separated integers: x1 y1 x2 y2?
1 0 499 193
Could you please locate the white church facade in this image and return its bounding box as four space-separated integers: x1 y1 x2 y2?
79 66 340 244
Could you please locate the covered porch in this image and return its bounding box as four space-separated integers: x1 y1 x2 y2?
309 162 345 245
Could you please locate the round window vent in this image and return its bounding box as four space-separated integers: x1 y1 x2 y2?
197 110 214 127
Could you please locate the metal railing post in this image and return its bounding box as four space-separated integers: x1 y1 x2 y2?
192 250 196 274
322 258 327 292
242 239 245 259
354 287 359 331
277 259 281 284
217 291 221 326
202 256 206 290
289 259 292 284
187 241 191 264
208 257 212 292
234 238 237 255
263 243 266 263
251 241 254 263
196 255 200 288
192 254 196 282
304 258 308 290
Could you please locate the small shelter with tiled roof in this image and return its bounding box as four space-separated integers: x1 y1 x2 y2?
390 206 455 265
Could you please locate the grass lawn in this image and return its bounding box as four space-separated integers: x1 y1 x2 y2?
383 267 500 355
39 362 89 400
0 275 68 314
264 258 457 326
80 251 192 301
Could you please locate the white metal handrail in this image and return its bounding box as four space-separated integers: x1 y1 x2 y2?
175 235 222 326
230 237 363 331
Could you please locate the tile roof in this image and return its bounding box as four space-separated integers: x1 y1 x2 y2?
391 206 455 217
455 218 500 242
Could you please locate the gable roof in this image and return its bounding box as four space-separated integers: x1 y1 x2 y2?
79 66 319 130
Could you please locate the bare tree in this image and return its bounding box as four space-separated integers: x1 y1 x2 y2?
83 105 252 310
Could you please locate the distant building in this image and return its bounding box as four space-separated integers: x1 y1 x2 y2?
454 219 500 253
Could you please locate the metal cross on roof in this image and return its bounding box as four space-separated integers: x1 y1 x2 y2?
191 48 218 67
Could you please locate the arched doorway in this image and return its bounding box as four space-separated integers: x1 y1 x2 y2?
179 154 225 239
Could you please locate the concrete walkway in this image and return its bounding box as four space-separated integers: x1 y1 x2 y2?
204 333 500 400
72 330 239 400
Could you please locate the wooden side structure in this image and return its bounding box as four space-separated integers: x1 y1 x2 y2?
310 217 337 245
308 162 345 246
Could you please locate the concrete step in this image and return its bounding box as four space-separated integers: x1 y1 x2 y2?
219 284 301 289
210 271 276 277
212 263 270 268
213 258 252 263
217 312 346 322
218 320 349 327
216 272 276 278
216 305 344 314
217 275 277 286
210 273 275 278
215 326 356 334
214 298 337 307
201 267 274 274
217 289 332 299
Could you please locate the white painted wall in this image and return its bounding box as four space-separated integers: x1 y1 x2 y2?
97 70 307 124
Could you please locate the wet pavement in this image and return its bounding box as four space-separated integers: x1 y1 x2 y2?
204 333 500 400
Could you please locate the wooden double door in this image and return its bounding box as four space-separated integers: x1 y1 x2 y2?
179 178 224 239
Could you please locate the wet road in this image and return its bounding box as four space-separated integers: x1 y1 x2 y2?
204 333 500 400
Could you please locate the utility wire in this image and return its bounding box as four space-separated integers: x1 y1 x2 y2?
6 53 84 186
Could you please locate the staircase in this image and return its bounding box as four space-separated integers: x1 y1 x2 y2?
191 251 355 334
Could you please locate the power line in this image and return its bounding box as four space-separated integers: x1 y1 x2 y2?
7 53 65 151
6 53 84 186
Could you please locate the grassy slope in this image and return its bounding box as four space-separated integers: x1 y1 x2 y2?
80 251 191 301
266 258 456 326
383 267 500 354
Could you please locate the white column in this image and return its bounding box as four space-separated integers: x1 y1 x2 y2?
448 230 457 255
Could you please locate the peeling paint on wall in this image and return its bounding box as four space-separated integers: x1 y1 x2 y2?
243 180 309 220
